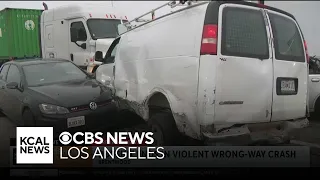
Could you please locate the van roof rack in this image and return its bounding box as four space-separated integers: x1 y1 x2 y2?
122 0 202 30
121 0 265 32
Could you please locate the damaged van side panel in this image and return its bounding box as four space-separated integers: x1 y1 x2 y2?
114 4 209 139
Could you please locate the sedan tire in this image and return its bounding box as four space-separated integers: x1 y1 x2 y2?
22 109 36 126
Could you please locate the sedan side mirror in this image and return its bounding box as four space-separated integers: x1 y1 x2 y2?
6 82 18 89
95 51 103 62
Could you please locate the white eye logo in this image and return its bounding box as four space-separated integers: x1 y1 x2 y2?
59 132 72 145
25 20 35 31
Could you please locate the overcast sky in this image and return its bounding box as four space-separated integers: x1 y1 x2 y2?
266 1 320 56
0 1 171 19
1 1 320 55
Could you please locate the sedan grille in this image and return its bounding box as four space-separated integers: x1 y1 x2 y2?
69 99 112 112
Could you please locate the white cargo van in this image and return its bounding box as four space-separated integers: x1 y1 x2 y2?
96 0 309 145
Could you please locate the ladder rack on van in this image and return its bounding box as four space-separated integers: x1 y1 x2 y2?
122 0 201 30
120 0 264 32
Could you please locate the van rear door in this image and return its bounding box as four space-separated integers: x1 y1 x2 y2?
266 10 308 121
214 4 273 124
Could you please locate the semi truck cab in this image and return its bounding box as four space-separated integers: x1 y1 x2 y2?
40 4 127 73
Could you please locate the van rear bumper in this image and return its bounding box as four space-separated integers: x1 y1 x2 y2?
202 118 309 145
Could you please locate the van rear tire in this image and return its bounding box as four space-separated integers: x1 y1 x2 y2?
148 112 181 146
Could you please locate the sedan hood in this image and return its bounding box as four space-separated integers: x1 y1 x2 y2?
28 79 112 108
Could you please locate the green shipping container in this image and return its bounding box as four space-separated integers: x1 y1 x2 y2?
0 8 43 61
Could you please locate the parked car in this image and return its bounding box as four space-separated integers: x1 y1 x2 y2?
0 58 117 134
308 56 320 118
96 1 309 145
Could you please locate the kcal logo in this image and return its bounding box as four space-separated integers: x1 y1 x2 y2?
16 127 53 164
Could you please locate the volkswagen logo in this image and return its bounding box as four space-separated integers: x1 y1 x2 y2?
89 102 97 110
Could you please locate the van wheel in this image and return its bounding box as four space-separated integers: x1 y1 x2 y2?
148 112 181 146
22 109 36 126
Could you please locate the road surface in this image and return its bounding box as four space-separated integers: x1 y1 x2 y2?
0 117 15 167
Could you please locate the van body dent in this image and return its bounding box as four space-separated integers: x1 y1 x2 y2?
97 1 309 144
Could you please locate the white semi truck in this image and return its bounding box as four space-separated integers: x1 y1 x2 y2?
41 4 128 73
0 3 127 73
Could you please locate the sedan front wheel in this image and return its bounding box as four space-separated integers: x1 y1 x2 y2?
22 109 36 126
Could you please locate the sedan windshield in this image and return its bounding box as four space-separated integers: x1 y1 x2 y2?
87 19 128 39
23 62 87 87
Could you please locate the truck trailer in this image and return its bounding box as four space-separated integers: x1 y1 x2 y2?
0 4 127 73
0 8 42 63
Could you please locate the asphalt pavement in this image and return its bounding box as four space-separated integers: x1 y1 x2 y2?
290 117 320 167
1 116 320 167
0 117 15 167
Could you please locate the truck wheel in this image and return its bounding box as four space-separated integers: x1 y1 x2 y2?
22 109 36 126
148 112 181 146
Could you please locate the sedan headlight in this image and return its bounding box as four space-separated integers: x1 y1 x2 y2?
98 74 111 86
39 104 69 114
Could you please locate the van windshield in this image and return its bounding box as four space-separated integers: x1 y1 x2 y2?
87 19 128 39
